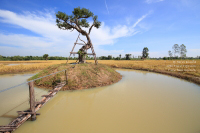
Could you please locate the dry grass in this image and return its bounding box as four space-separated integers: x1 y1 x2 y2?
0 60 70 74
92 60 200 84
0 60 199 84
28 63 122 90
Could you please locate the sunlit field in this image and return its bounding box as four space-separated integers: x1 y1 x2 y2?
0 60 72 74
0 60 199 84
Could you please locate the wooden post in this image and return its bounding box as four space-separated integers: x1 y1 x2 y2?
29 81 36 121
65 70 68 84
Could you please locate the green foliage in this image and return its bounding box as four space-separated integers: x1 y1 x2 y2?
180 44 187 58
172 44 179 57
168 50 173 57
142 47 149 59
125 54 132 60
77 50 87 56
108 55 112 60
56 7 101 32
43 54 49 60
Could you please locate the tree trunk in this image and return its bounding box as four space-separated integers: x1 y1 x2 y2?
78 53 86 63
77 31 91 64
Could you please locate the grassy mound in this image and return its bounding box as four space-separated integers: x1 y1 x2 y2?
28 63 122 90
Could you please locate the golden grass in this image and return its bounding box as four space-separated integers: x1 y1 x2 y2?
0 60 199 84
93 60 200 84
0 60 70 74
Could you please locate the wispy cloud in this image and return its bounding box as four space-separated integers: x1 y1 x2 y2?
132 11 152 28
105 0 109 14
145 0 164 4
132 15 148 28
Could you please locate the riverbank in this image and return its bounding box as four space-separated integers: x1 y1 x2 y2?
98 60 200 85
0 60 199 85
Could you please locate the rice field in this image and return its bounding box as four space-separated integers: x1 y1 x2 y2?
0 60 199 84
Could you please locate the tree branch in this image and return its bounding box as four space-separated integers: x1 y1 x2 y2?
78 36 87 44
77 16 90 19
75 19 82 31
88 24 94 35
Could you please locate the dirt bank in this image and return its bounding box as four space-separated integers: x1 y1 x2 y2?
28 63 122 90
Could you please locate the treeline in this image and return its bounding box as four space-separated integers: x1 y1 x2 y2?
0 55 199 61
0 55 67 61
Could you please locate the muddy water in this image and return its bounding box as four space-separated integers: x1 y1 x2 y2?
0 73 48 125
5 63 35 66
1 69 200 133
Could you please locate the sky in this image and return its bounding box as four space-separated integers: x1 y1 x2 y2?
0 0 199 58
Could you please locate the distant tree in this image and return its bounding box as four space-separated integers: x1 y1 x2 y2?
115 57 120 60
172 44 180 57
168 50 173 58
43 54 49 61
0 55 3 61
108 55 112 60
142 47 149 59
119 54 121 60
180 44 187 58
125 54 132 60
163 57 167 60
56 7 101 64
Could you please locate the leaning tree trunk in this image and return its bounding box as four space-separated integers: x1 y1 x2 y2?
78 31 92 64
78 50 86 63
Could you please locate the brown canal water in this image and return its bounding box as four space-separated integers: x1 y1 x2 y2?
0 73 48 125
1 69 200 133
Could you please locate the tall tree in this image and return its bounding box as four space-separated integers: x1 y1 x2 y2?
172 44 180 57
56 7 101 64
43 54 49 61
108 55 112 60
142 47 149 59
119 54 121 60
125 54 132 60
180 44 187 58
168 50 173 57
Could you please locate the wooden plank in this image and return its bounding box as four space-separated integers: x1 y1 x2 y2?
67 33 80 63
0 126 16 127
87 53 95 55
70 52 78 54
75 43 85 45
41 95 53 97
17 111 40 115
35 101 45 105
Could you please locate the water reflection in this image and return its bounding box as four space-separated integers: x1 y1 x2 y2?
5 63 35 66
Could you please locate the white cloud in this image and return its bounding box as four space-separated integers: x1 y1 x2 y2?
0 9 149 56
145 0 164 4
0 33 52 47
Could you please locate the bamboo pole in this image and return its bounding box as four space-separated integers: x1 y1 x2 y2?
65 70 68 84
29 81 36 121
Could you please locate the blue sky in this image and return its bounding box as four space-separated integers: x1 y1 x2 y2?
0 0 199 58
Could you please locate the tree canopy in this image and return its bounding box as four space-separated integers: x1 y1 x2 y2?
43 54 49 61
56 7 101 35
142 47 149 59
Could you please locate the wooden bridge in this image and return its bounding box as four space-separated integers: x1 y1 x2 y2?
0 70 68 133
